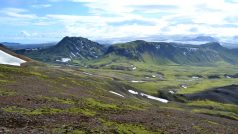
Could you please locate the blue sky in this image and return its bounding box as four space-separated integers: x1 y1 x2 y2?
0 0 238 43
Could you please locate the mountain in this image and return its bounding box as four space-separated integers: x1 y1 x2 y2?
189 36 218 42
16 37 106 63
0 44 31 66
98 41 238 66
16 36 238 66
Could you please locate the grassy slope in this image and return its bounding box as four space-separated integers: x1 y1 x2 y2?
0 63 238 133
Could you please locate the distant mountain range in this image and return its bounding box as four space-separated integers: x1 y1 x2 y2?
96 35 238 48
14 36 238 66
1 42 56 50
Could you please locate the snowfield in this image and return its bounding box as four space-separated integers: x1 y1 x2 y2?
0 50 26 66
140 93 169 103
128 89 169 103
128 90 139 95
109 91 124 97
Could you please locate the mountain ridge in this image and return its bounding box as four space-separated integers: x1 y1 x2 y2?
15 37 238 66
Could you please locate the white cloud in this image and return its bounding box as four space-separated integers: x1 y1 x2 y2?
2 0 238 43
60 0 238 39
0 8 37 19
31 4 52 8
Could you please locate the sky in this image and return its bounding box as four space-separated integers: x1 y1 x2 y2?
0 0 238 44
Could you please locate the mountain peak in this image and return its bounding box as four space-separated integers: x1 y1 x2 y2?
201 42 223 49
192 36 217 42
57 36 94 47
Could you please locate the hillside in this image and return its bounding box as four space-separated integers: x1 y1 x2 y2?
0 63 237 133
98 41 238 66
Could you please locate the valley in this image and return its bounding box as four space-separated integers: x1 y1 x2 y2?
0 37 238 133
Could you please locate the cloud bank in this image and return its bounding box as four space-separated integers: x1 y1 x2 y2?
0 0 238 43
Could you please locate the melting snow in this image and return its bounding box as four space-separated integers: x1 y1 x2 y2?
109 91 124 97
181 84 188 89
132 67 137 70
128 90 138 95
192 76 200 79
140 93 169 103
169 91 175 94
131 80 145 83
128 90 169 103
56 58 71 63
61 58 71 62
0 50 26 66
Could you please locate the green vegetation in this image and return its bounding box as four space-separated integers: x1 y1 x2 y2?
187 100 238 113
2 106 96 116
66 107 96 116
188 100 238 120
100 119 160 134
86 98 120 110
30 71 48 78
3 106 62 115
192 109 238 120
0 90 16 96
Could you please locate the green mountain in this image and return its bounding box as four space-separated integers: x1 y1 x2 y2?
16 37 238 66
97 41 238 66
16 37 106 63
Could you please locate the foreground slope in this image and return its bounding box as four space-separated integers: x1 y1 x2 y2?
0 64 237 133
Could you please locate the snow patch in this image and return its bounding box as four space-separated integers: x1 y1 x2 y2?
109 91 124 97
82 72 93 76
140 93 169 103
192 76 200 79
61 58 71 62
128 90 169 103
56 58 71 63
131 80 145 83
181 84 188 89
169 91 175 94
0 50 26 66
132 67 137 70
128 90 138 95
